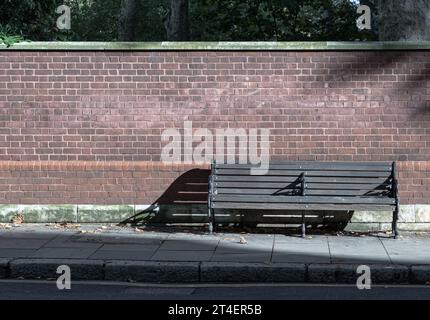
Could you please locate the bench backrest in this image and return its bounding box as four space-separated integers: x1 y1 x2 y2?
210 161 395 199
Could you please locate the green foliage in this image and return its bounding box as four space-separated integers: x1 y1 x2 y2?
0 0 378 41
130 0 168 41
63 0 168 41
0 25 24 47
64 0 121 41
0 0 60 40
191 0 377 41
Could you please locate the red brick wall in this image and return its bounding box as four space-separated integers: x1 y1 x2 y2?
0 161 208 205
0 50 428 205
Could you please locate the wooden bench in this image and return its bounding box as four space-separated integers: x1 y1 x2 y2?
208 161 399 238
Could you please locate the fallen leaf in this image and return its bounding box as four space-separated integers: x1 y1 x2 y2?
11 212 24 224
55 222 81 229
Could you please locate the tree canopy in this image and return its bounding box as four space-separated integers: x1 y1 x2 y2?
0 0 428 43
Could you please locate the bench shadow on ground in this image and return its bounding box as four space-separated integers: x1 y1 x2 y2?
121 168 363 237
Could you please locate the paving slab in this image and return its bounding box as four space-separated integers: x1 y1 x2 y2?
150 250 214 262
0 239 50 249
216 239 273 254
166 233 220 241
90 250 157 261
328 236 391 264
236 234 275 241
275 234 327 243
273 253 330 264
98 244 160 251
0 231 58 240
43 235 104 249
159 239 219 251
211 252 271 263
0 249 37 258
29 247 99 259
72 234 165 245
381 238 430 264
273 236 330 263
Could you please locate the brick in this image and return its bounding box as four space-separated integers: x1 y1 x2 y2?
0 51 427 205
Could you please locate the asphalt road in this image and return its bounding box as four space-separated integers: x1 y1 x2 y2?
0 280 430 300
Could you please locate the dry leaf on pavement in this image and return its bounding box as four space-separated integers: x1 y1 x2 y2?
11 212 24 224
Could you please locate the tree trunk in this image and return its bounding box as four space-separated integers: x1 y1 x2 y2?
164 0 189 41
378 0 430 41
118 0 138 41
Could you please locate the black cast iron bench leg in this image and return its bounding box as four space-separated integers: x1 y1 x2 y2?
301 212 306 238
392 206 399 239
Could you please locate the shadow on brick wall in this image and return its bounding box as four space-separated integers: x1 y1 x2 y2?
122 168 210 225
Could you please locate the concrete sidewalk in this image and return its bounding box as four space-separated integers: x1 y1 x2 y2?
1 224 430 284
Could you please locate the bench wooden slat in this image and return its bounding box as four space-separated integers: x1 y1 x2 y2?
215 163 392 171
215 176 390 184
215 188 390 197
214 181 390 190
212 202 395 211
238 161 392 166
215 169 391 177
212 195 396 205
307 183 391 190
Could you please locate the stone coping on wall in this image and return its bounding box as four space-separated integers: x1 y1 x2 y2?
1 41 430 51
